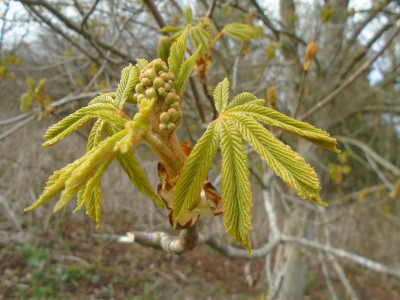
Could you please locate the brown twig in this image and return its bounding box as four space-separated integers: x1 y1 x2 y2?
143 0 166 29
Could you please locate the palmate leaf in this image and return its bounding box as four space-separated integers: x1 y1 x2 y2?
87 120 106 151
213 78 230 114
168 26 189 77
226 104 339 153
173 122 219 226
219 119 252 254
228 113 326 205
115 64 139 108
174 45 201 93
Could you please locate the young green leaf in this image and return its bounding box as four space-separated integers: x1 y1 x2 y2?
159 26 184 34
115 64 139 108
227 104 339 153
117 152 164 207
136 58 149 70
24 156 86 212
52 130 126 213
87 120 106 151
43 101 118 147
219 119 252 254
174 45 201 93
189 25 212 55
229 113 326 206
173 122 220 226
225 92 258 110
183 7 193 25
20 92 33 111
168 26 189 77
223 23 257 42
213 78 230 114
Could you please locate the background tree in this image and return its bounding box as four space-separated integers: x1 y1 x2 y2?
1 0 399 299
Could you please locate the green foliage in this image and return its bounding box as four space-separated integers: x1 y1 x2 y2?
173 78 337 252
26 26 337 253
223 23 257 42
183 7 193 25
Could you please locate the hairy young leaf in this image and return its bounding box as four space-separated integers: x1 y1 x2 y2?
226 92 265 110
117 152 164 207
43 101 119 147
174 45 201 93
136 58 148 70
20 92 33 111
229 114 326 206
87 120 106 151
227 104 339 153
190 24 212 55
214 78 230 114
219 119 252 253
24 156 86 212
224 23 257 42
75 160 112 228
183 7 193 25
115 64 139 108
173 122 220 226
168 26 189 77
159 26 184 34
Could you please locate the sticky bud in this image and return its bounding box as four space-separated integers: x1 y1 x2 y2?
164 83 172 92
159 123 167 131
160 112 170 123
164 92 178 105
144 68 157 82
305 40 318 62
266 86 278 110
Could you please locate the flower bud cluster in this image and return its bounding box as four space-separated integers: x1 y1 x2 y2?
132 58 182 133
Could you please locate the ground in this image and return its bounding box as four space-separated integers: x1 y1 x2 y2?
1 212 399 300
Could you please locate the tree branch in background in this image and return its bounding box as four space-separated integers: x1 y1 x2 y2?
143 0 166 29
300 24 400 121
80 0 101 30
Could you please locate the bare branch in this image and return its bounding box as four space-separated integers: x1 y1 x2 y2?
80 0 101 30
300 24 400 121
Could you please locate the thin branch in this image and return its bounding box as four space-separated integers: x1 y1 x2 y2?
143 0 166 29
300 24 400 121
205 0 217 19
80 0 101 30
281 234 400 278
189 77 206 123
0 115 35 141
318 251 339 300
202 83 218 120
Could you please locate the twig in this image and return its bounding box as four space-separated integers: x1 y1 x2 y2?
0 195 23 232
300 24 400 121
80 0 101 30
189 77 206 123
0 115 35 141
202 83 218 120
292 69 307 118
143 0 166 29
318 251 339 300
205 0 217 19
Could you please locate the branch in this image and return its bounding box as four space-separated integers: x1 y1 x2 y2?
205 0 217 19
118 223 198 254
300 24 400 121
281 234 400 278
143 0 166 29
80 0 101 30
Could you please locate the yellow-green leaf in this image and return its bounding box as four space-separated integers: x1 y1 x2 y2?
117 152 164 207
20 92 33 111
229 114 326 206
175 45 201 93
115 64 139 108
173 122 220 226
219 118 252 254
225 92 260 110
224 23 257 42
214 78 230 114
183 7 193 25
227 104 339 153
168 26 189 76
87 120 106 151
190 24 212 55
